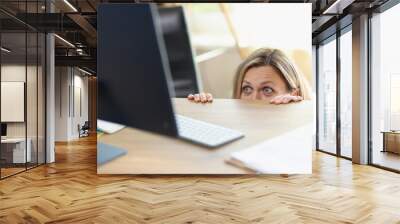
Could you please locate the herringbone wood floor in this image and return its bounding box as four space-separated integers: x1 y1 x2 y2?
1 135 400 224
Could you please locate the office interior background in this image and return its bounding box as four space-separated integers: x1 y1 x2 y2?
0 1 400 178
0 0 399 223
1 0 399 179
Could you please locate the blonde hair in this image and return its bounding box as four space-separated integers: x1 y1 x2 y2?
233 48 311 100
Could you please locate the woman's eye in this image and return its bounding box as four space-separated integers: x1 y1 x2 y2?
242 86 253 95
262 87 274 95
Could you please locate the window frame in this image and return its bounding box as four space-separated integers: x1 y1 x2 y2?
315 24 352 160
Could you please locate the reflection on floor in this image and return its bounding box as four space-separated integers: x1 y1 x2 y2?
0 162 43 179
0 167 25 178
0 135 400 223
341 147 352 158
373 150 400 171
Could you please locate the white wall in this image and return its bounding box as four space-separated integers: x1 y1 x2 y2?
1 65 37 138
55 66 69 141
1 82 25 122
72 73 89 138
55 67 89 141
1 65 26 136
1 63 46 164
228 4 311 52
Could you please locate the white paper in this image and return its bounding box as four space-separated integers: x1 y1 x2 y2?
97 119 126 134
230 125 313 174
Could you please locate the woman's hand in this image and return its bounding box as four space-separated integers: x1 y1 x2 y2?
269 94 303 105
187 93 213 103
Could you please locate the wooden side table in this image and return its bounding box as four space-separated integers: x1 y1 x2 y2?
381 131 400 154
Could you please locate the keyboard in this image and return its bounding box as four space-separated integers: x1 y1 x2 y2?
175 115 244 148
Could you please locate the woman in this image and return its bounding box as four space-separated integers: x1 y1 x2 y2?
188 48 311 104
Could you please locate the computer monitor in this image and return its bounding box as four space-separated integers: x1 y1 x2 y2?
97 3 179 137
158 6 200 97
1 123 7 137
97 3 244 147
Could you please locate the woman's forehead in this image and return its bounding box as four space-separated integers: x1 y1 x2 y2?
244 65 282 80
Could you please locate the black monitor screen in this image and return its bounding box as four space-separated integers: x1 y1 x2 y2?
97 3 178 137
158 6 199 97
1 123 7 137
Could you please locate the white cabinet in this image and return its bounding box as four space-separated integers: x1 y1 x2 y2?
1 138 32 163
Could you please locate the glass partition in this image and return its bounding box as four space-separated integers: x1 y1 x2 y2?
317 36 337 155
1 31 28 178
370 3 400 171
339 29 352 158
27 30 38 169
0 1 46 179
37 32 45 165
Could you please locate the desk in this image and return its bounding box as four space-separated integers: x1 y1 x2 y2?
97 98 313 174
1 138 31 164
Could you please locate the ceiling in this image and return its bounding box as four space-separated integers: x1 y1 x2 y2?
0 0 393 74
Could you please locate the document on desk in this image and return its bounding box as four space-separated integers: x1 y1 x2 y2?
227 125 312 174
97 119 126 134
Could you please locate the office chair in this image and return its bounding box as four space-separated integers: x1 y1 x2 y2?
79 121 90 138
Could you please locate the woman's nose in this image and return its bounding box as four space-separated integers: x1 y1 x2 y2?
248 92 262 100
255 92 263 100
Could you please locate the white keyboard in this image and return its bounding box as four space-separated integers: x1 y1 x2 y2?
175 115 244 148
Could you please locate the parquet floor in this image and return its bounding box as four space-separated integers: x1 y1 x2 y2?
1 167 26 178
1 135 400 224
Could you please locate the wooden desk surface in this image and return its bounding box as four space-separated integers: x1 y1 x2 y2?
97 98 313 174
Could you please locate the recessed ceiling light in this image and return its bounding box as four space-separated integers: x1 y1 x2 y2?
63 0 78 12
323 0 354 15
1 47 11 53
54 34 75 48
78 67 93 76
